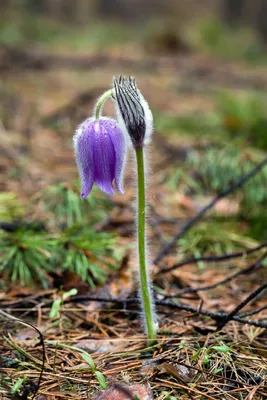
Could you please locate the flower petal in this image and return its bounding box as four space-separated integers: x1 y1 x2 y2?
74 120 95 198
92 121 115 195
108 120 126 194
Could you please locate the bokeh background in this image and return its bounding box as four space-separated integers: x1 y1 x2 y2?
1 1 267 55
1 0 267 288
1 2 267 399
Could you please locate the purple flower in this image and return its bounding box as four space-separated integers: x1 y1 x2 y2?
74 117 126 198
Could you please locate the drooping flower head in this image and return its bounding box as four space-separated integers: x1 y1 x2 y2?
73 77 157 344
113 76 153 148
74 117 126 198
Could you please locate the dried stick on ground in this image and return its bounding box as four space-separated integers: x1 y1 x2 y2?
238 304 267 318
1 293 266 329
153 157 267 264
215 282 267 331
161 242 267 274
163 251 267 298
67 296 267 329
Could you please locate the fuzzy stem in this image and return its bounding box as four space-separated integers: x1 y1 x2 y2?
94 89 114 120
135 146 157 345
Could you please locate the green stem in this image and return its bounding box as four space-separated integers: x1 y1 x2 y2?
94 89 114 120
135 147 157 345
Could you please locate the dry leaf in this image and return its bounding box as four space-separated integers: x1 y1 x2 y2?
159 362 196 383
74 339 124 354
94 383 153 400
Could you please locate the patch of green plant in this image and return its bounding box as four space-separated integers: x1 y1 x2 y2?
49 288 78 319
188 146 244 192
0 15 60 46
56 226 118 287
0 181 119 288
245 213 267 241
172 143 267 242
191 17 267 63
0 226 117 288
11 377 27 394
0 229 56 288
167 167 201 192
160 392 178 400
47 342 107 390
197 17 225 50
0 192 25 221
155 111 225 139
40 182 111 227
178 221 257 260
0 13 138 50
192 341 232 368
217 92 267 149
53 22 136 51
156 92 267 149
188 146 267 208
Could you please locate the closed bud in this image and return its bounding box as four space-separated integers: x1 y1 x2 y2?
113 76 153 148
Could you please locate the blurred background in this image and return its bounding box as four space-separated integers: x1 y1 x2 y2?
0 0 267 289
1 4 267 398
1 0 267 58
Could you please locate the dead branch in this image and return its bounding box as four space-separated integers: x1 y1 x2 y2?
161 242 267 274
163 251 267 298
154 157 267 264
66 295 267 329
215 282 267 331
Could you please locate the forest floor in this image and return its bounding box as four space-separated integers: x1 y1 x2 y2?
0 16 267 400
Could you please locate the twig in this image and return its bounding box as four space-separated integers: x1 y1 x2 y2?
153 157 267 264
68 295 267 329
216 283 267 331
161 242 267 274
1 294 266 329
238 304 267 318
163 252 267 298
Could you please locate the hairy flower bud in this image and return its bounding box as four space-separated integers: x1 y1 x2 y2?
113 76 153 148
73 117 126 198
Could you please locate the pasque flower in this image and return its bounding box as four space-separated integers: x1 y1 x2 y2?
74 117 126 198
113 76 153 148
113 76 157 344
73 77 157 345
